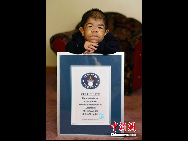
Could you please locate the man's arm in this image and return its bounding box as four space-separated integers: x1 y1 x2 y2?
65 39 86 54
98 40 120 54
65 31 87 54
95 33 121 54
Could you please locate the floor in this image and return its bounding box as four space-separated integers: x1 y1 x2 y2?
46 71 142 140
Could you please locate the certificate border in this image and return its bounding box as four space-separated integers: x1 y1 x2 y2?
57 52 124 136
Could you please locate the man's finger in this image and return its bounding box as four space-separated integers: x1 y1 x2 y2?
88 45 97 50
90 43 98 47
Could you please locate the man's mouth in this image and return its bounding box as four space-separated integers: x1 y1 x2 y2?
90 35 99 38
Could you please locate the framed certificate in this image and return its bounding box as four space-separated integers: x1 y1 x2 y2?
57 52 124 136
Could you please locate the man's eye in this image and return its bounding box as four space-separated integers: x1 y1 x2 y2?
87 25 92 28
98 27 103 29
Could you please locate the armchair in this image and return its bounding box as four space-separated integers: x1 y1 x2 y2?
50 12 142 95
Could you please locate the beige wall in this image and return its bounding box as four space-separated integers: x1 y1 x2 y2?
46 0 142 66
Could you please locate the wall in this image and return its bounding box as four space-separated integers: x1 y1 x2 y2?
46 0 142 66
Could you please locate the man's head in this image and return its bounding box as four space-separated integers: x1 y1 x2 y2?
79 8 109 43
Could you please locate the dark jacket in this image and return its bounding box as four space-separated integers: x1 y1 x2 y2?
65 31 120 54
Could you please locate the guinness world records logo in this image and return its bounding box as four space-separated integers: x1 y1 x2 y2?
81 73 100 89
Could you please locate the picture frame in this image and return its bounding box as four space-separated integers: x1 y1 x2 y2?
57 52 124 136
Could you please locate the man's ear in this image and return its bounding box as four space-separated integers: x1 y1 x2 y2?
79 27 84 36
104 29 109 36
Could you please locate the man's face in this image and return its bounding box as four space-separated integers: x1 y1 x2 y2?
79 18 109 43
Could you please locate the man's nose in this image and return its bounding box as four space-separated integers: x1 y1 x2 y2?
91 27 98 32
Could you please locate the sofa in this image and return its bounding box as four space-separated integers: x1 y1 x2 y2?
50 12 142 95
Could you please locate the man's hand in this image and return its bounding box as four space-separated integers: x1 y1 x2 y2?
83 49 95 54
83 41 98 54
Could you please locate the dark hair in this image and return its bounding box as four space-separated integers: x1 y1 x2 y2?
80 8 108 30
